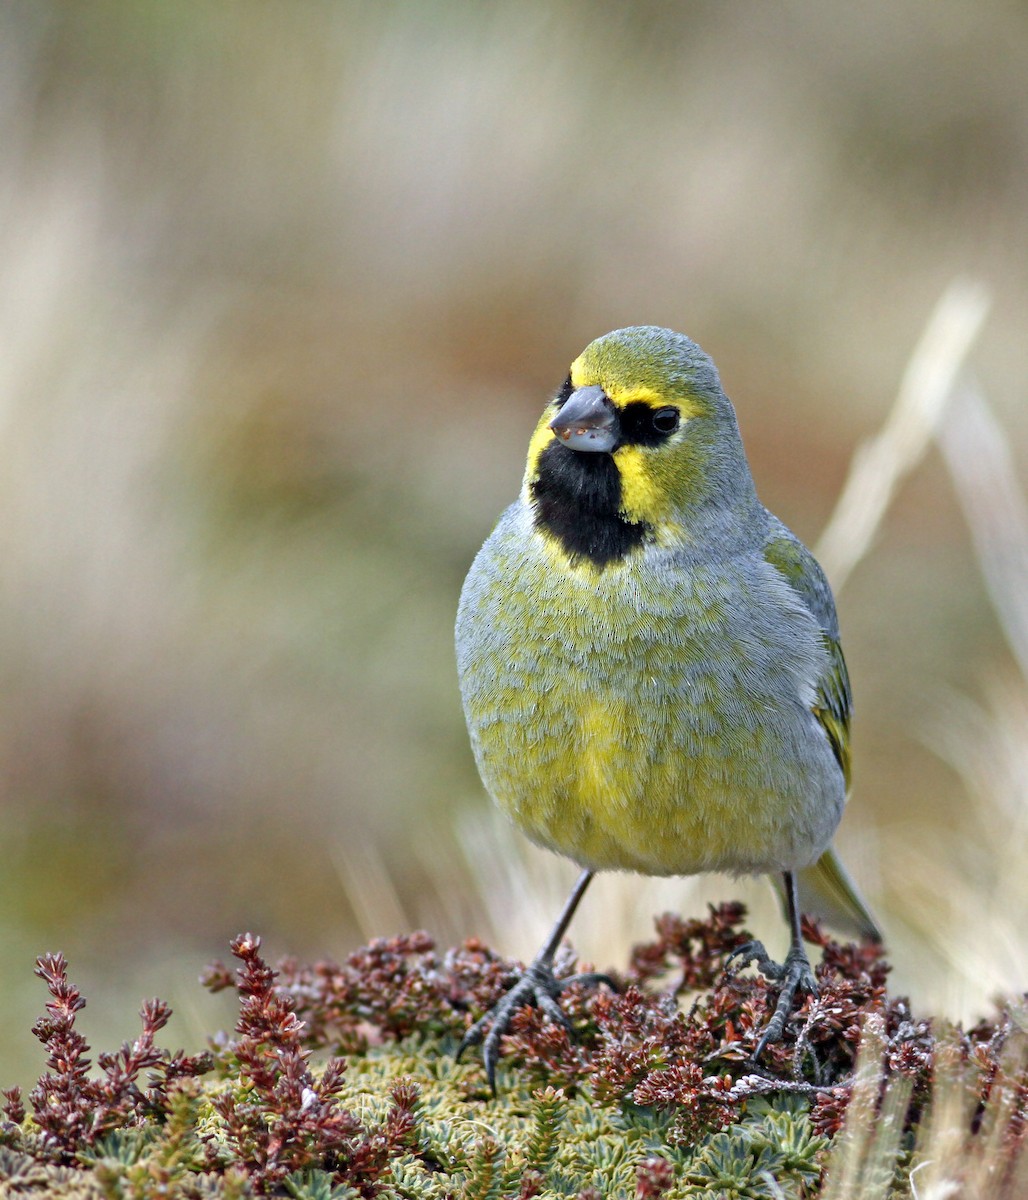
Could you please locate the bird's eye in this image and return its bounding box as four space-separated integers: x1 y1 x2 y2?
651 407 680 434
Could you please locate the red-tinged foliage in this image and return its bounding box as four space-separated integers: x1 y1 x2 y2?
628 903 751 992
207 932 422 1195
22 952 211 1161
636 1154 675 1197
5 905 1026 1193
223 903 1021 1154
205 931 515 1056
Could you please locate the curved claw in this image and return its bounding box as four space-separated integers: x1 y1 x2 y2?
456 959 614 1094
726 939 787 982
724 939 818 1061
556 970 619 994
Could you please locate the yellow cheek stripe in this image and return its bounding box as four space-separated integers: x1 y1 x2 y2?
614 444 664 525
522 416 556 494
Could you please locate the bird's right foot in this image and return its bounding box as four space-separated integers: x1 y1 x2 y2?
457 957 615 1094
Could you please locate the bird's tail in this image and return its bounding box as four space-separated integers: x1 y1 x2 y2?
788 846 883 944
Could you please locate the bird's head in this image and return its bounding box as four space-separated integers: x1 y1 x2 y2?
522 326 756 568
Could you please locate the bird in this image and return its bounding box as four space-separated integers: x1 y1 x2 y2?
454 325 881 1091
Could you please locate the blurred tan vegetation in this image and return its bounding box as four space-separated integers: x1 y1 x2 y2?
0 0 1026 1087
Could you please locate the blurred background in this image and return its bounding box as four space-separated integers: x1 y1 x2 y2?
0 0 1026 1087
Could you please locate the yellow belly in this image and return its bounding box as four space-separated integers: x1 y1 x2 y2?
474 669 813 878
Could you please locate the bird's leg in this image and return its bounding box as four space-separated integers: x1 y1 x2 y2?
457 868 616 1093
726 870 818 1061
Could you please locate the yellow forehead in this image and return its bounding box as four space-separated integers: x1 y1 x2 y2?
568 356 704 417
570 356 660 402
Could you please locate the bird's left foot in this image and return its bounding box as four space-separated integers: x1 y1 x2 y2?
725 940 818 1062
457 957 615 1094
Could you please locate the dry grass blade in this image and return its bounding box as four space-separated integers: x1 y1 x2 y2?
334 839 411 943
905 1020 1028 1200
823 1019 1028 1200
935 379 1028 679
820 1014 913 1200
816 279 991 591
909 369 1028 1008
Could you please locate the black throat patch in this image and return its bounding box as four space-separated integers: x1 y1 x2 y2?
530 442 649 568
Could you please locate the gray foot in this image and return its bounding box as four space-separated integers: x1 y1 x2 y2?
726 939 818 1061
457 959 615 1094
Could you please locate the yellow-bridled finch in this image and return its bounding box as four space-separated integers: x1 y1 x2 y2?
456 326 880 1090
